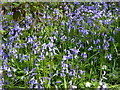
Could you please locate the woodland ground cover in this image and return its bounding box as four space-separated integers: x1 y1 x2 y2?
1 2 120 89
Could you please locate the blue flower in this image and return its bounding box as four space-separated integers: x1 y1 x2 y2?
94 39 100 44
62 56 68 60
103 41 109 50
56 81 62 83
88 46 93 51
78 70 85 75
70 47 79 55
105 54 112 61
61 21 65 25
81 52 87 59
74 2 80 5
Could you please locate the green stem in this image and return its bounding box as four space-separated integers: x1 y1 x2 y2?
64 76 67 88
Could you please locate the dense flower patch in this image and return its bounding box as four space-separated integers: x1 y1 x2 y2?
1 2 120 89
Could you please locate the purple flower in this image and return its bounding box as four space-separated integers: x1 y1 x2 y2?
39 53 45 60
94 39 100 44
46 15 51 19
56 70 58 75
26 24 30 30
87 19 93 24
69 69 76 76
68 54 72 59
68 80 72 85
60 73 66 77
117 28 120 31
56 81 62 83
81 52 87 59
29 77 38 85
79 29 89 36
49 72 53 77
61 21 65 25
105 54 112 60
74 2 80 5
24 67 29 74
42 43 47 49
27 36 33 44
88 46 93 51
91 79 95 81
70 47 79 55
71 85 77 89
54 9 59 14
60 35 67 41
103 41 109 50
48 41 54 48
108 36 114 42
62 56 68 60
31 67 36 73
78 70 85 75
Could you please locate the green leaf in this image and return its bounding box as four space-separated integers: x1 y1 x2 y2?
13 11 21 21
3 15 13 21
0 30 6 33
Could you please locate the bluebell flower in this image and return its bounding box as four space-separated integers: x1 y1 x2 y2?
39 53 45 60
105 54 112 61
42 43 47 49
14 43 20 48
96 45 101 49
60 35 67 41
49 72 53 77
56 70 58 76
79 29 89 36
87 19 93 24
48 41 54 48
88 46 93 51
56 81 62 83
7 71 12 77
69 80 72 85
70 47 79 55
71 85 77 89
69 69 76 76
29 77 38 88
94 39 100 44
81 52 87 59
61 21 65 25
46 15 51 19
27 36 33 44
25 24 30 30
60 73 66 77
103 41 109 50
78 70 85 75
24 67 29 74
117 28 120 31
31 67 36 73
108 36 114 42
94 57 97 62
31 35 37 40
54 9 59 15
62 56 68 60
74 2 80 5
64 5 69 10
